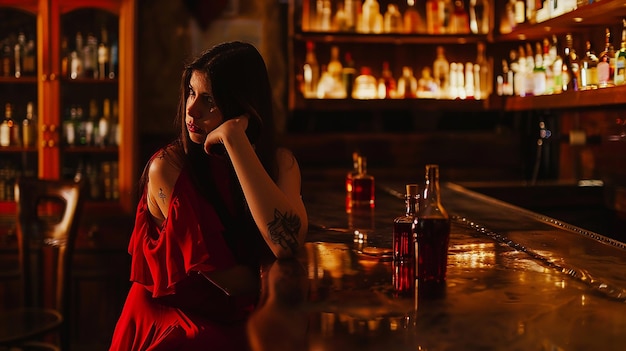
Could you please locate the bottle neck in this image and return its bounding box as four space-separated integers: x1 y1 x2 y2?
405 194 418 216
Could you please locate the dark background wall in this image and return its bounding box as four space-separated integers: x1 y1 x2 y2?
137 0 287 165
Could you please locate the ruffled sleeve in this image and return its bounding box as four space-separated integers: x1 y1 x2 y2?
127 169 237 297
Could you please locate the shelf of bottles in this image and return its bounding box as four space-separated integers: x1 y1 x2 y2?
60 8 120 202
291 0 493 109
492 0 626 111
0 8 38 202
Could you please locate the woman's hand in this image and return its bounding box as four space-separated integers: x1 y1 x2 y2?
203 115 249 154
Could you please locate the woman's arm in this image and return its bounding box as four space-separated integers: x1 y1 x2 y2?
204 117 308 259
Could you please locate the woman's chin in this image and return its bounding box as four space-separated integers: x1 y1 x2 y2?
188 132 206 145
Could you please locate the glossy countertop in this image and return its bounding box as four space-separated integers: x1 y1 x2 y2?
247 177 626 351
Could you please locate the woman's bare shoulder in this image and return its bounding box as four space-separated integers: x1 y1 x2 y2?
276 147 297 171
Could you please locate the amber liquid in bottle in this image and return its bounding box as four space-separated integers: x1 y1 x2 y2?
415 164 450 283
351 156 374 208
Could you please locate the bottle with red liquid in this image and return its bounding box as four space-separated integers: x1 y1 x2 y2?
393 184 419 262
415 164 450 283
393 184 419 298
350 156 374 208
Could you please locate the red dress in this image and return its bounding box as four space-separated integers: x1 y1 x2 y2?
109 155 266 351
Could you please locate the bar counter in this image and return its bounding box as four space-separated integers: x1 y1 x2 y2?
247 176 626 351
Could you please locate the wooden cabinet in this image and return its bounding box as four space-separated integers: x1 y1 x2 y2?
0 1 136 349
0 0 137 213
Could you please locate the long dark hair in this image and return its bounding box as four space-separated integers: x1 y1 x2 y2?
177 41 278 180
138 41 278 198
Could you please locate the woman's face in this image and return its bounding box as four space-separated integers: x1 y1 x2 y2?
185 70 224 144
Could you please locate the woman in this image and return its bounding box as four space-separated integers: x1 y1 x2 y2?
109 41 308 350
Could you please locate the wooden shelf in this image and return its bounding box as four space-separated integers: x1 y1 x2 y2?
497 0 626 42
502 84 626 111
293 96 491 112
294 31 489 45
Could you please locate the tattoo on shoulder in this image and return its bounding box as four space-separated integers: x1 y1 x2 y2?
267 209 301 253
158 188 166 203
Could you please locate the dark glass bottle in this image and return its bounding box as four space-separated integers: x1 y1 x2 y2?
393 184 419 263
415 164 450 283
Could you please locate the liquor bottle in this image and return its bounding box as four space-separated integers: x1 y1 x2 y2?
433 46 450 97
379 61 397 99
524 42 536 96
98 98 111 147
426 0 446 34
449 0 470 34
2 41 13 77
580 40 599 90
501 59 513 96
76 106 87 146
393 184 419 262
403 0 424 34
383 4 402 33
361 0 381 33
0 103 13 147
562 33 580 92
513 45 526 96
464 62 474 99
614 19 626 86
98 28 110 80
352 66 377 99
598 28 613 88
302 41 319 98
514 0 526 25
13 32 26 78
333 2 348 31
551 35 563 94
343 0 357 32
396 66 417 99
542 37 554 95
23 38 35 76
469 0 489 35
83 33 98 79
350 156 374 208
86 99 98 145
327 45 343 83
415 164 450 283
22 102 36 147
533 41 546 96
108 33 118 79
342 52 356 99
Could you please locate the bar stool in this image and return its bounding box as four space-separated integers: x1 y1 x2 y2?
0 178 85 351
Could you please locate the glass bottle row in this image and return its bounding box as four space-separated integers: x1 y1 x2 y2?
0 101 37 148
497 22 626 97
302 41 492 101
62 98 120 147
304 0 490 35
1 31 36 78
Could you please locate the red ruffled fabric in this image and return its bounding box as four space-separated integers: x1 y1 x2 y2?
109 155 260 350
127 166 236 297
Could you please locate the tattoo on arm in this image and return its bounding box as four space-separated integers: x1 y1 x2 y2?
267 209 301 253
158 188 166 204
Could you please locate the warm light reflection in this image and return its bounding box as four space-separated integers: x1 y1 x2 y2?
581 294 586 306
450 243 496 268
353 229 367 251
555 280 566 289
